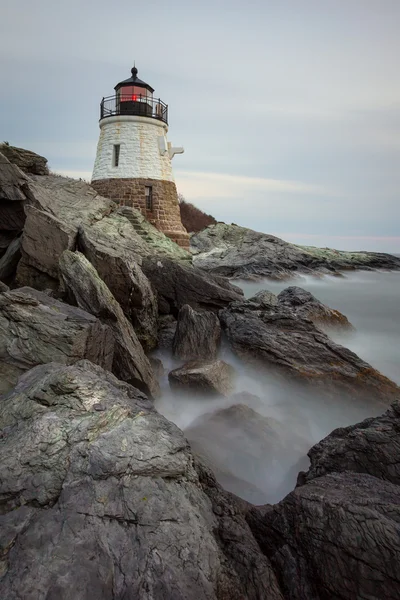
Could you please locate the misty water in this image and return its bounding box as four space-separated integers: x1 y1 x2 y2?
155 270 400 505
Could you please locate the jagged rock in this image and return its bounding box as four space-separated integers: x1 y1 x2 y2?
0 361 283 600
0 281 9 292
186 404 310 504
0 231 18 255
79 222 158 350
247 472 400 600
191 223 400 279
141 256 243 316
0 287 114 394
0 236 21 281
220 298 400 405
278 285 353 330
248 289 279 308
59 250 159 398
157 315 177 351
16 174 114 286
0 153 29 232
0 143 49 175
173 304 221 360
302 401 400 486
169 359 235 397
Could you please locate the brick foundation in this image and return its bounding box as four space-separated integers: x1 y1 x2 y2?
91 177 190 249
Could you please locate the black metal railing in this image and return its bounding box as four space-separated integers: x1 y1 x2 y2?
100 95 168 124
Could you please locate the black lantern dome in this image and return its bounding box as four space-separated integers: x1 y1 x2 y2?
114 66 155 94
100 65 168 124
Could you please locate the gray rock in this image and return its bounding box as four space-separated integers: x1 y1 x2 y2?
169 359 235 397
191 223 400 279
0 287 114 394
0 236 21 281
59 250 160 398
247 472 400 600
173 304 221 360
16 174 114 286
278 285 353 330
0 143 49 175
302 400 400 486
0 361 283 600
0 231 18 255
248 289 279 308
219 298 400 405
157 315 177 351
141 256 243 316
79 223 158 351
0 281 9 292
0 153 29 233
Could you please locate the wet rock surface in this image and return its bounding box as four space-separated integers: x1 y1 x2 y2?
0 287 114 394
0 361 283 600
59 250 160 398
79 224 158 351
303 400 400 485
219 296 400 405
247 472 400 600
173 304 221 360
141 256 243 316
169 359 235 397
191 223 400 279
278 285 353 330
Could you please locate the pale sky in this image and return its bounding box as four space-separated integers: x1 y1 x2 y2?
1 0 399 252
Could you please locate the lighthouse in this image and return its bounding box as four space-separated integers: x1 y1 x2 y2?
91 65 189 248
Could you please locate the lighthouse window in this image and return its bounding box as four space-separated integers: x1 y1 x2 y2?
113 144 120 167
145 186 153 210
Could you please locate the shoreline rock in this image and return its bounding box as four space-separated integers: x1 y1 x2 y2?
191 223 400 280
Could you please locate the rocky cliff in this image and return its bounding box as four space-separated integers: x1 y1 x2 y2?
1 146 400 599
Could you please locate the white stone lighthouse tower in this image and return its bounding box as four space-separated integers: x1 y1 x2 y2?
91 65 189 248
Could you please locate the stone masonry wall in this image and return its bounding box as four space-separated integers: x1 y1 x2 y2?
91 177 190 249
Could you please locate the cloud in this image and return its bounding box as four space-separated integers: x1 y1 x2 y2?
175 170 330 198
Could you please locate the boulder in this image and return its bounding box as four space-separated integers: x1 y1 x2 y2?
141 256 243 316
79 222 158 351
0 236 21 281
191 223 400 279
219 298 400 405
16 174 114 287
173 304 221 360
278 285 353 330
186 404 310 504
0 287 114 394
0 360 283 600
302 400 400 486
0 143 49 175
168 359 235 397
247 472 400 600
59 250 159 398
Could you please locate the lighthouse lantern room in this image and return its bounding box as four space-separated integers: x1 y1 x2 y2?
91 65 189 249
